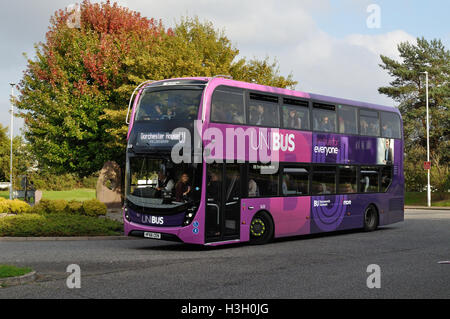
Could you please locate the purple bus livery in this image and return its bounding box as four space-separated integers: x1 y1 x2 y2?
123 76 404 246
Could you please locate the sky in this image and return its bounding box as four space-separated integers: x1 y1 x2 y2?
1 0 449 137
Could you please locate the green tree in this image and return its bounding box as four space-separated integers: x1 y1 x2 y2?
17 0 167 176
378 37 450 191
0 124 35 187
0 125 9 182
17 2 297 177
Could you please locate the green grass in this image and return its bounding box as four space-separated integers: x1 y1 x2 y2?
405 192 450 207
0 189 96 201
0 265 32 279
42 189 96 201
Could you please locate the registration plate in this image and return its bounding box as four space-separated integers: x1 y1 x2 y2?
144 232 162 240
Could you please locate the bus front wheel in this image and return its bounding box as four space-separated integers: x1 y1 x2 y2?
363 205 379 232
250 211 274 245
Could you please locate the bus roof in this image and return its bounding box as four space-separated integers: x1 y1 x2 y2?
143 77 400 115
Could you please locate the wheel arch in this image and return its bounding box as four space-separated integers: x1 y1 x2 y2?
251 209 276 235
365 203 380 225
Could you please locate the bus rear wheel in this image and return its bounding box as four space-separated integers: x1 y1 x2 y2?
364 205 379 232
250 212 274 245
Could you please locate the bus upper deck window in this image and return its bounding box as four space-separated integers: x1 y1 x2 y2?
136 89 203 122
313 103 337 133
248 93 279 127
381 112 401 139
338 105 358 135
360 110 380 137
283 98 309 130
211 87 245 124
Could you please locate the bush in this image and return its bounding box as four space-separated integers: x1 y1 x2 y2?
67 200 83 214
81 175 99 189
0 198 31 215
31 199 51 215
30 198 107 217
24 172 100 191
0 213 122 237
82 199 107 217
0 199 9 214
8 200 31 214
31 199 69 215
47 200 68 214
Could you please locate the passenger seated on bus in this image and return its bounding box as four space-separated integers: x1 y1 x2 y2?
248 179 259 197
320 116 334 132
339 183 354 194
175 173 191 202
286 109 302 129
382 123 392 137
230 107 244 124
250 104 271 126
144 104 163 120
317 183 331 195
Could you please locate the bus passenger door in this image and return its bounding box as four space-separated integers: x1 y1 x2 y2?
223 164 241 239
205 163 241 242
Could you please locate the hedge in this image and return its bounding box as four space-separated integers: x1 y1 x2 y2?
0 198 107 217
31 199 107 217
0 214 122 237
25 172 98 191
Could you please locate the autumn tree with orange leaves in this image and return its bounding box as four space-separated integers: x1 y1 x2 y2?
17 1 296 176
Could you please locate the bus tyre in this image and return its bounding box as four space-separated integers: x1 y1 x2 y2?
250 212 274 245
363 205 379 232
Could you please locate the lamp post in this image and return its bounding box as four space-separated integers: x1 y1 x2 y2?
421 71 431 208
9 83 15 200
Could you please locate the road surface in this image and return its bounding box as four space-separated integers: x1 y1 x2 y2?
0 209 449 299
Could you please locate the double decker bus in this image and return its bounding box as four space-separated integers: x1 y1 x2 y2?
124 76 404 246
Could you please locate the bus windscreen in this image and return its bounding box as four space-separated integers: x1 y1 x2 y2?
125 156 202 212
135 89 203 122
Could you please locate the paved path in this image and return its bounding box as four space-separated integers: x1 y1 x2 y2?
0 209 449 299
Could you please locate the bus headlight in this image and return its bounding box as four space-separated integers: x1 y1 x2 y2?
124 207 131 222
183 207 197 226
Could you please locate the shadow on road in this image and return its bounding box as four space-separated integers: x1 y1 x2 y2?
134 242 248 252
272 226 395 244
132 226 397 252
